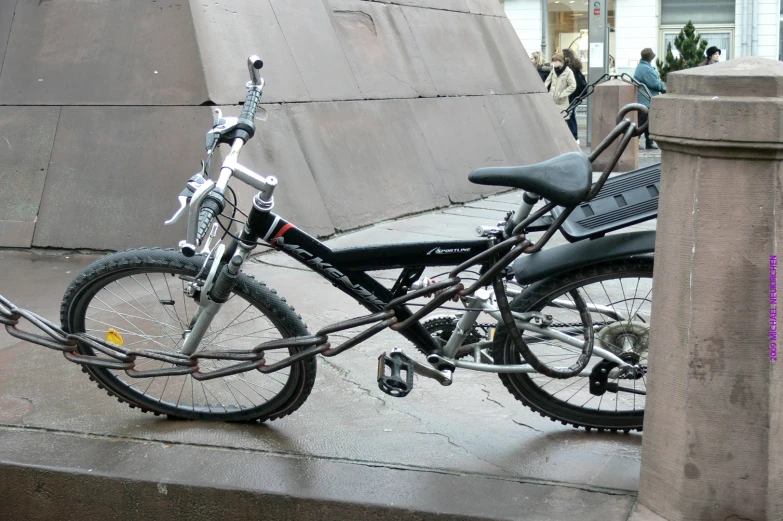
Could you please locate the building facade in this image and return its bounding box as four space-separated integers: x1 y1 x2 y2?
503 0 781 78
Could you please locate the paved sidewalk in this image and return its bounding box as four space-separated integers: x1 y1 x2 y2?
0 166 657 519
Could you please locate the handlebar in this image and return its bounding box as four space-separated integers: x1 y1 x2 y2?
178 55 271 257
247 55 263 84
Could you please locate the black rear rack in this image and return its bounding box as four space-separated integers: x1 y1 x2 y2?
525 163 660 242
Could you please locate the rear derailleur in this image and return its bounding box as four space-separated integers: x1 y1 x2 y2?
589 353 646 396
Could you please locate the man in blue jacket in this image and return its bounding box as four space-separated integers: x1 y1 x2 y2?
633 48 666 149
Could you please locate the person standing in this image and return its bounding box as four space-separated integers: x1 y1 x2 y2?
544 53 577 138
633 48 666 150
562 48 586 144
700 46 721 66
530 51 550 82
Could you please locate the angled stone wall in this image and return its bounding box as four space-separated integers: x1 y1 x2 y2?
0 0 576 251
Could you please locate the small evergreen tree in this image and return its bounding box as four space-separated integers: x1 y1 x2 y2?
655 21 709 82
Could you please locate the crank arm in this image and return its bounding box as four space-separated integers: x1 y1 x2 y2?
388 348 453 386
411 358 453 386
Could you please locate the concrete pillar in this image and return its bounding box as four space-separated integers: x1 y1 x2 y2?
591 79 639 172
632 57 783 521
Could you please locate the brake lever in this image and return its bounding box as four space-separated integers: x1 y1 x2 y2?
165 170 208 226
165 195 190 225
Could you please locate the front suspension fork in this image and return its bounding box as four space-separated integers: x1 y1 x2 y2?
180 248 252 356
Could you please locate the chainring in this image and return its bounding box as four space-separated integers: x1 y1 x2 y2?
421 316 485 359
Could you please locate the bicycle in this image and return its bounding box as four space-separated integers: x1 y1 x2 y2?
0 55 657 433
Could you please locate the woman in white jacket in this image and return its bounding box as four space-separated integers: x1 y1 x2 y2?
544 52 576 125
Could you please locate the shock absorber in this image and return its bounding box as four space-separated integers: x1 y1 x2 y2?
209 254 243 303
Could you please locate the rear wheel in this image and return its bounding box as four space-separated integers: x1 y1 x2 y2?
492 257 653 432
61 248 317 422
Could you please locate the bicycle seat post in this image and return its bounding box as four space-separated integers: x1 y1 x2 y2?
504 192 541 237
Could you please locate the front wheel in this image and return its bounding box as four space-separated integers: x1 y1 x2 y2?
61 248 317 422
492 257 653 432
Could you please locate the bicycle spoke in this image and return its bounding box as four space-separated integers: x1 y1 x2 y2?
157 375 171 403
69 258 313 421
201 382 228 412
89 300 176 352
175 376 187 409
112 281 182 348
87 307 184 331
202 303 254 345
133 274 186 329
508 268 652 422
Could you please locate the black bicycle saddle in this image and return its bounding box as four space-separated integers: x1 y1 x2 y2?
468 152 592 207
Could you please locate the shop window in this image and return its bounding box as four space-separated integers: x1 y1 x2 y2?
546 0 615 76
661 0 735 26
663 31 732 61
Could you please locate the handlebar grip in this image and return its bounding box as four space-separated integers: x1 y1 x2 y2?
235 86 263 142
193 196 224 252
195 207 216 246
239 87 262 126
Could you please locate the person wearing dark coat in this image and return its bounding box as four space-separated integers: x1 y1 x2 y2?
700 46 721 66
530 51 551 83
562 48 586 144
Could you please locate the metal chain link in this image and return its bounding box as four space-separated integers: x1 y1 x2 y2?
0 296 610 381
563 72 653 118
0 236 534 380
0 273 471 379
0 294 396 381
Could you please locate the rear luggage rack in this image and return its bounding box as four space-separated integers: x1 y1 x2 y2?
551 163 660 242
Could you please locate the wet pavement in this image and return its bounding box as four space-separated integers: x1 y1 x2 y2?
0 158 659 520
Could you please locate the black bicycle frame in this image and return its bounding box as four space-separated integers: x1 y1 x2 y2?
238 208 494 354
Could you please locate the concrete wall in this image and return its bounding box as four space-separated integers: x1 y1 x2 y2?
0 0 575 251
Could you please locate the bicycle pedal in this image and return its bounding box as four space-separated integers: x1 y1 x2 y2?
377 351 414 398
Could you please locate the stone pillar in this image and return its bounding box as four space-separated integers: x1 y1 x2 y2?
632 57 783 521
590 79 639 172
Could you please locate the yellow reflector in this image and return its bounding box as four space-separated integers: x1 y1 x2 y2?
106 328 123 347
489 327 496 340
